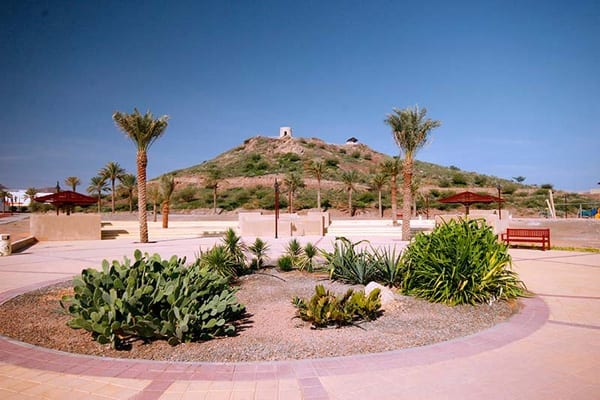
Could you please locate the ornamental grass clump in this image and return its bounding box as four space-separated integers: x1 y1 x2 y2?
61 250 246 349
400 219 528 305
323 237 379 284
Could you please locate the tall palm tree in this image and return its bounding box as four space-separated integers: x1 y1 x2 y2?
64 176 81 191
340 170 359 216
113 108 169 243
100 161 126 214
305 160 326 210
25 188 39 212
147 183 161 222
160 174 175 228
87 176 109 213
381 158 401 225
119 173 137 213
283 172 304 213
385 106 441 240
205 167 222 214
370 173 387 218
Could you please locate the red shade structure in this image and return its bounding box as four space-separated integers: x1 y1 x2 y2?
438 191 503 216
34 190 97 215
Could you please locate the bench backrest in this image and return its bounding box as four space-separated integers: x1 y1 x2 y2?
506 228 550 237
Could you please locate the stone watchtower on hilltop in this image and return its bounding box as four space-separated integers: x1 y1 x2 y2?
279 127 292 138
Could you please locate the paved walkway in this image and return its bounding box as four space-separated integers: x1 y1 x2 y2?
0 233 598 399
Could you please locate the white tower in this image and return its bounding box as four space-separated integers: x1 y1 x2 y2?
279 126 292 138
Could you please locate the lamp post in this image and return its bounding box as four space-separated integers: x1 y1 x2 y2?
496 184 502 220
274 179 280 239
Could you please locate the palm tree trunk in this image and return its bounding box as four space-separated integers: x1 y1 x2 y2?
378 189 382 218
97 197 101 213
153 203 157 222
317 179 321 210
111 180 116 214
137 151 149 243
391 176 398 225
162 201 169 228
288 191 292 213
348 189 353 216
213 186 217 213
402 158 413 241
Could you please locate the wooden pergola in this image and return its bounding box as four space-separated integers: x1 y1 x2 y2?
438 191 503 216
34 190 97 215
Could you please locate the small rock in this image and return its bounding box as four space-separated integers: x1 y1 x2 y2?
365 282 396 308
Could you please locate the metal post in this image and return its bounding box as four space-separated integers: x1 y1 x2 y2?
274 179 279 239
496 185 502 220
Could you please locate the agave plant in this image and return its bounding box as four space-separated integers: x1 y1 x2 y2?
198 244 237 280
371 246 403 287
322 237 378 285
221 228 247 274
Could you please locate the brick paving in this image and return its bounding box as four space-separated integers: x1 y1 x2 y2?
0 228 598 399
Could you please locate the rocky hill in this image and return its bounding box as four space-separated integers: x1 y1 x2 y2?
153 135 597 217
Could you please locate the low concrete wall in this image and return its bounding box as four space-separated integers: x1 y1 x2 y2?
239 212 327 237
31 214 101 240
435 213 508 235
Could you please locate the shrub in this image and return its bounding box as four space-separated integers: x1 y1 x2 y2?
277 255 294 271
400 219 528 305
300 242 319 272
292 284 382 328
372 246 403 287
285 238 303 269
351 150 361 159
323 237 379 284
61 251 246 349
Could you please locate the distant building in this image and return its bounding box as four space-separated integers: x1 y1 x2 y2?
345 137 358 145
279 127 292 138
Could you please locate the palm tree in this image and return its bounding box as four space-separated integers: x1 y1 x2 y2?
385 106 441 240
87 176 109 213
113 108 169 243
283 172 304 213
340 170 359 216
24 188 39 212
381 158 401 224
100 161 126 214
370 173 387 218
160 174 175 228
147 183 161 222
119 173 137 213
64 176 81 191
205 167 222 214
305 160 326 210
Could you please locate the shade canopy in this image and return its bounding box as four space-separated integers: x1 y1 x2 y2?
34 190 97 206
438 191 503 215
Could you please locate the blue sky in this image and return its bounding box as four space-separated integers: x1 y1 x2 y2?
1 0 598 192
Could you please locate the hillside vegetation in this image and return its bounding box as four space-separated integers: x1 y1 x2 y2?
143 135 596 217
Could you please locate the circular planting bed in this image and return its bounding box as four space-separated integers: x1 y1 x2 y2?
0 269 517 362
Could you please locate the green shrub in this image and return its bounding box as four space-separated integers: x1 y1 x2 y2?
300 242 319 272
61 251 246 349
277 255 294 271
323 237 379 284
285 238 303 269
372 246 403 287
400 219 528 305
292 284 382 328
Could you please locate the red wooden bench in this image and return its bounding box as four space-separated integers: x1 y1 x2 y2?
501 228 551 251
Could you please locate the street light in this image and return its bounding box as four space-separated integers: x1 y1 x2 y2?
274 179 280 239
496 184 502 220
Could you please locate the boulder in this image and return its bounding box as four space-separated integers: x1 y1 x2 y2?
365 281 396 308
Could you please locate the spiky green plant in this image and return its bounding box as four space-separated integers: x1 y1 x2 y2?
322 237 378 284
400 219 528 305
277 255 294 272
198 244 237 280
248 237 270 269
300 242 319 272
372 246 403 287
285 238 303 269
221 228 247 274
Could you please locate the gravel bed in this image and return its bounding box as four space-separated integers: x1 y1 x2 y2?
0 269 516 362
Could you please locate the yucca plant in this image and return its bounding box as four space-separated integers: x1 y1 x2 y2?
198 244 237 280
285 238 303 269
248 237 270 269
400 219 528 305
300 242 319 272
221 228 247 275
323 237 378 284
